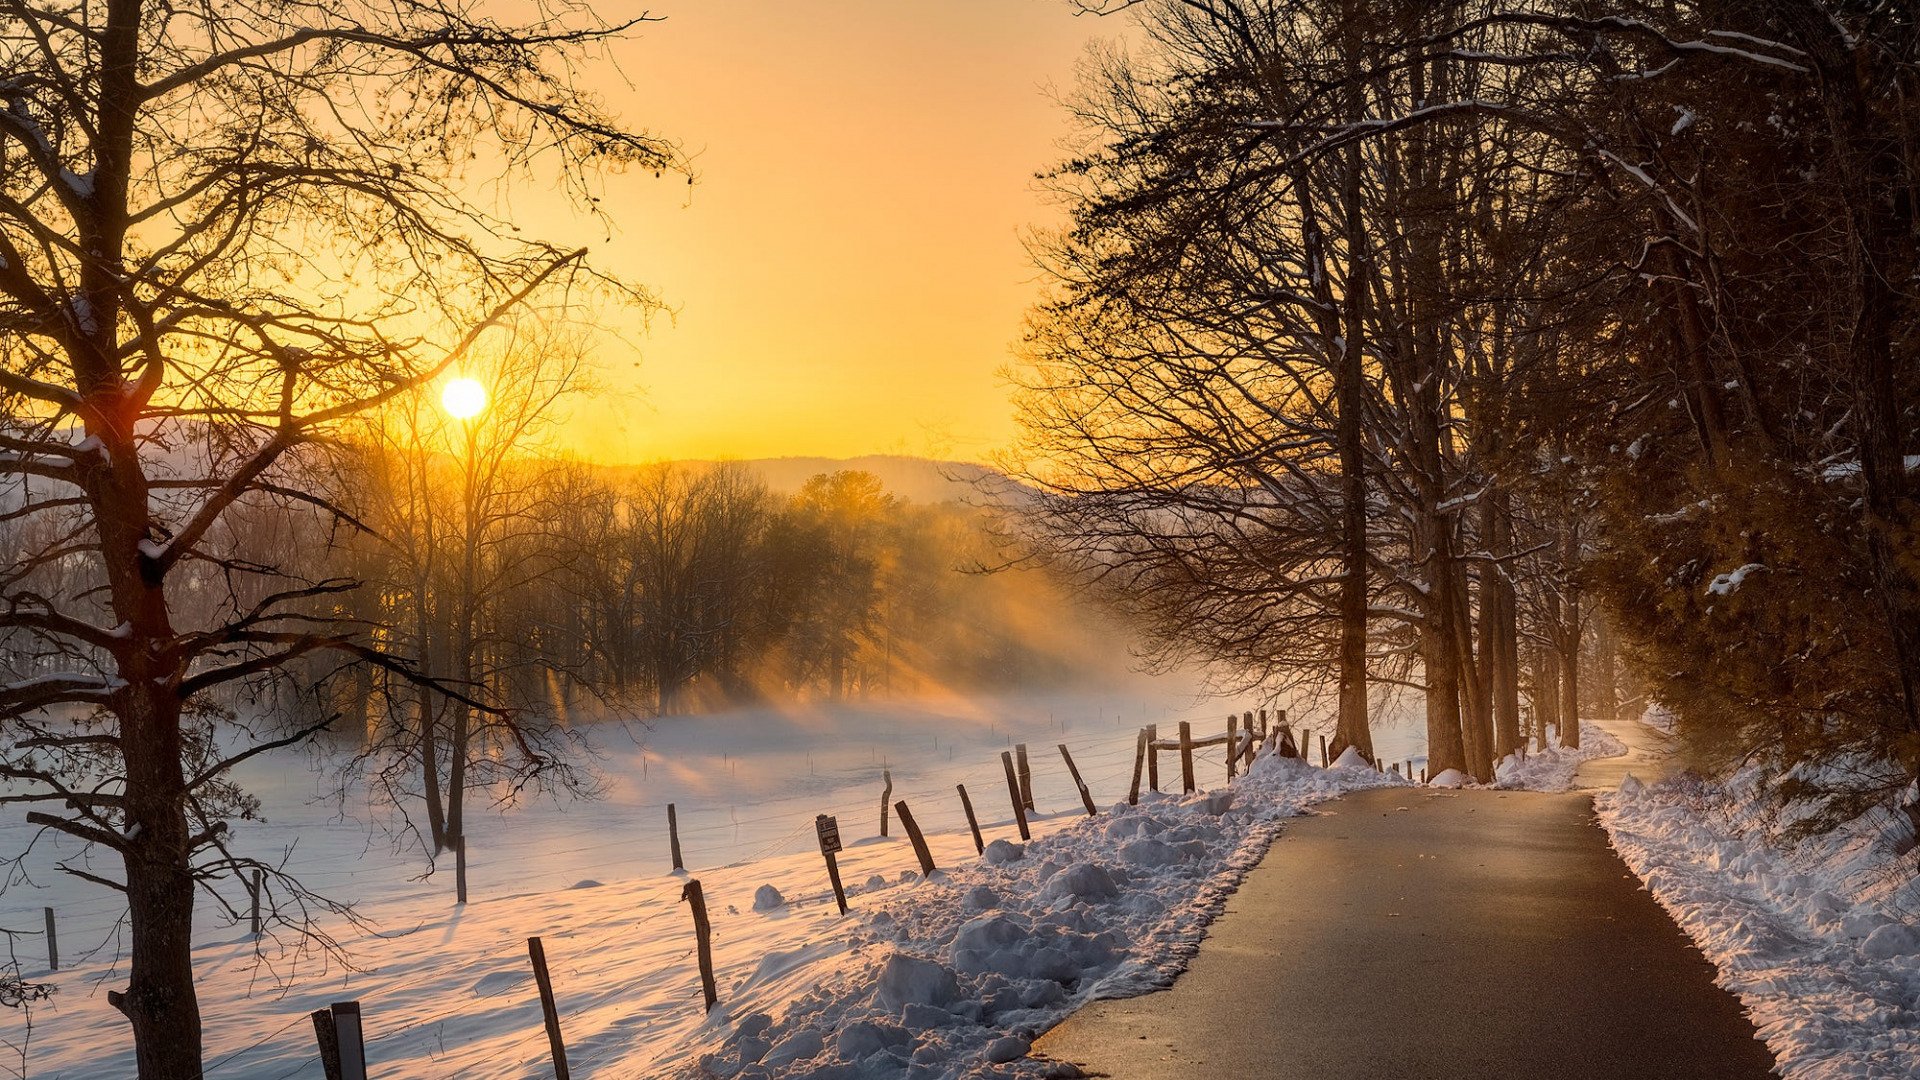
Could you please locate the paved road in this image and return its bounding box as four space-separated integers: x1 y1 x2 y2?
1035 734 1776 1079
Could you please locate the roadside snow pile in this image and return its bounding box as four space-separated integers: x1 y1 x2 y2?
688 751 1402 1079
1597 766 1920 1078
1492 721 1627 792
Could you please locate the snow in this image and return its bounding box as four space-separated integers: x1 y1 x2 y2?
1597 762 1920 1078
687 752 1401 1079
1707 562 1766 596
0 686 1406 1078
1427 768 1468 788
1493 722 1628 792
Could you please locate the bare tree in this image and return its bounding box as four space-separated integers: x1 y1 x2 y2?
0 1 678 1074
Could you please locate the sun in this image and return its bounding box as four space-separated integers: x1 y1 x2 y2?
441 377 487 420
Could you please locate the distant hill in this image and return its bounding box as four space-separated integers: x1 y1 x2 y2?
607 455 1012 505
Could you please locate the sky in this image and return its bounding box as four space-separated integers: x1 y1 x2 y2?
523 1 1122 464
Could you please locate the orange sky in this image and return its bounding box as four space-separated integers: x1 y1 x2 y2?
523 1 1119 464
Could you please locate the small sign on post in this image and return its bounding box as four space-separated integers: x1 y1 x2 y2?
816 813 849 914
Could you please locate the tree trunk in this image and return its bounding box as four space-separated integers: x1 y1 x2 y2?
1422 619 1467 777
121 690 204 1080
1333 137 1374 763
1483 491 1523 756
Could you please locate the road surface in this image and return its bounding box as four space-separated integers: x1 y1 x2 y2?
1034 721 1775 1079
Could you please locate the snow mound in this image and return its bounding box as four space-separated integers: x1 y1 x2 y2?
874 953 960 1011
753 884 786 912
1493 721 1628 792
1427 768 1468 788
1331 745 1371 770
983 839 1025 865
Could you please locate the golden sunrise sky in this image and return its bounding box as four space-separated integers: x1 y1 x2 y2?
530 1 1118 464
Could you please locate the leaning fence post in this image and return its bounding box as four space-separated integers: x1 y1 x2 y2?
895 801 936 876
1000 751 1031 840
1058 744 1097 815
1129 728 1147 805
1179 721 1196 793
528 937 572 1080
1226 715 1239 782
956 785 985 854
311 1008 344 1080
681 879 718 1013
1319 734 1329 767
1015 744 1034 812
42 907 56 972
879 769 893 837
667 803 685 872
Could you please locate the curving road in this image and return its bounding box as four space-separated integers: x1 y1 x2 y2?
1033 721 1777 1079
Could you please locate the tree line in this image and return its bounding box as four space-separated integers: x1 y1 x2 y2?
1007 0 1918 826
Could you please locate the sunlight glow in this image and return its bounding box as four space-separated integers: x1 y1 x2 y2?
441 377 487 420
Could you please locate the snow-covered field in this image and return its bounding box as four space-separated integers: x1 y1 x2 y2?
1598 759 1920 1078
1 684 1436 1079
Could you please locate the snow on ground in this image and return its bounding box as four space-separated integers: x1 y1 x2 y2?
1492 721 1627 792
681 750 1404 1079
0 686 1417 1079
1597 762 1920 1078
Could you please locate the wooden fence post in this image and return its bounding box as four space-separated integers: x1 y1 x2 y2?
1058 744 1097 815
311 1008 344 1080
815 814 849 914
879 770 893 837
956 785 984 854
455 834 468 905
332 1001 368 1080
249 868 263 938
528 937 572 1079
1226 716 1239 781
1128 728 1147 805
42 907 56 972
1179 721 1196 793
1000 751 1031 840
1319 734 1328 767
1015 744 1034 812
894 801 936 876
1146 723 1160 791
681 879 718 1013
667 803 684 872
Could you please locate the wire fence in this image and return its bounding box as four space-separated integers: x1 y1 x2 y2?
20 705 1314 1079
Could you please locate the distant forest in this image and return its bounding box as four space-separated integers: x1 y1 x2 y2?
252 456 1111 732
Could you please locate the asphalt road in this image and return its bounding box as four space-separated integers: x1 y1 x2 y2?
1034 747 1776 1079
